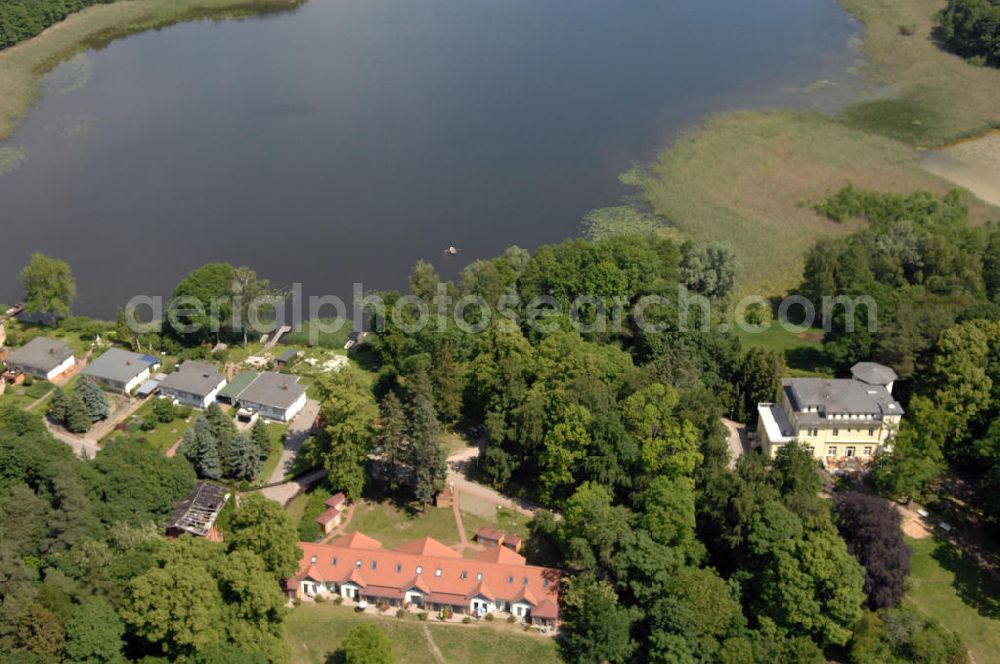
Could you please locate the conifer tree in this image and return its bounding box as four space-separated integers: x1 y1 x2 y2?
430 346 464 423
377 391 409 492
76 378 109 422
48 387 69 425
65 391 92 433
228 433 261 481
406 369 445 508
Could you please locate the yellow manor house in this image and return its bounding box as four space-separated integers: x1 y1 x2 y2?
755 362 903 464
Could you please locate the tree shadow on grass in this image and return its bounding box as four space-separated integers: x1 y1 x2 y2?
785 346 830 375
931 538 1000 620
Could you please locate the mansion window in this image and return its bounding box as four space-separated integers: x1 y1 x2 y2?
827 446 837 456
832 429 839 436
864 446 873 456
846 447 856 457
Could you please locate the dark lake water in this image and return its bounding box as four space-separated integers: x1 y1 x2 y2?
0 0 861 317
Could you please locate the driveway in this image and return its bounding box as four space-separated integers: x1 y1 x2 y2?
258 467 327 505
445 439 537 518
46 394 148 460
722 418 749 469
266 398 321 484
46 421 101 459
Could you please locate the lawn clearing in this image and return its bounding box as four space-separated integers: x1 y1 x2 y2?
0 379 55 410
256 420 289 484
103 398 191 451
905 536 1000 664
285 602 561 664
344 499 463 549
460 507 532 546
735 321 831 376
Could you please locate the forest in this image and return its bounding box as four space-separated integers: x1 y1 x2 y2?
939 0 1000 67
0 0 112 50
3 195 997 660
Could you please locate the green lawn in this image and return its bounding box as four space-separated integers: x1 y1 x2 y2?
460 507 532 545
0 379 55 410
103 398 191 451
905 537 1000 664
285 603 561 664
735 321 831 376
344 500 463 549
256 421 289 484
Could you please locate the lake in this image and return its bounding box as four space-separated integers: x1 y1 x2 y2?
0 0 861 317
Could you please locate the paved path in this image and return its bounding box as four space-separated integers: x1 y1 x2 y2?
45 395 148 459
445 441 537 518
267 398 321 484
722 418 748 469
45 421 101 459
420 625 446 664
259 467 328 506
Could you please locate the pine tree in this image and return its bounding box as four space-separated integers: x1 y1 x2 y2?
431 346 465 423
250 419 271 459
180 416 222 479
76 378 110 422
228 433 261 481
204 403 237 474
48 387 69 425
406 369 445 508
377 391 409 492
65 391 92 433
115 306 137 350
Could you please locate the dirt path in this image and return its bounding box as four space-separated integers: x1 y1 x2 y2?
445 443 536 518
921 131 1000 208
722 418 748 469
420 625 446 664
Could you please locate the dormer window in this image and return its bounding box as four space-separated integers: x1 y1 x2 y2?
544 579 550 588
476 572 483 581
310 555 317 563
523 577 529 586
460 571 468 580
435 568 442 577
396 564 402 573
356 559 362 568
507 575 513 584
332 557 338 566
416 566 423 574
371 561 378 570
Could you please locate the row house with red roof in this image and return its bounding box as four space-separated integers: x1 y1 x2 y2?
286 532 560 629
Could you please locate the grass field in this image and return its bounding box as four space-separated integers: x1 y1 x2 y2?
905 537 1000 664
735 321 831 376
839 0 1000 147
103 398 191 451
256 420 290 484
345 500 463 549
0 0 303 147
638 109 1000 296
0 379 55 409
285 603 561 664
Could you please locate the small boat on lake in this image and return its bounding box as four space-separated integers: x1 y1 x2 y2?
443 246 459 256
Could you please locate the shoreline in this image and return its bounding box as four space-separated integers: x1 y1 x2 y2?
0 0 304 145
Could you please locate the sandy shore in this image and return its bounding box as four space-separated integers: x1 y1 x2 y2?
920 132 1000 208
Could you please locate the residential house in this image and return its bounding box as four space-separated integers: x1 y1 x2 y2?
158 361 227 408
756 361 903 462
315 493 348 535
435 483 454 509
166 482 230 541
288 533 560 629
82 348 157 394
4 337 75 380
216 370 257 405
231 371 307 422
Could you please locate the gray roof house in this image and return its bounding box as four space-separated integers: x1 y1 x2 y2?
235 372 307 422
158 361 227 409
756 361 903 464
4 337 75 380
82 348 157 393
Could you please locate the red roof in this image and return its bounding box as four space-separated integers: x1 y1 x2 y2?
504 534 522 546
476 546 526 566
325 493 347 509
292 535 559 616
394 537 462 559
476 527 504 542
532 599 559 619
330 532 383 550
316 508 339 526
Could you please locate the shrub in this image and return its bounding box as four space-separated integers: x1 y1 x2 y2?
417 612 428 621
314 594 326 603
22 375 33 387
462 616 471 624
507 615 516 624
292 598 301 607
485 613 494 622
334 595 344 605
396 608 406 619
139 418 157 432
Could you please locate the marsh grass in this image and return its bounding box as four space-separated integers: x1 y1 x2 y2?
0 0 304 144
839 0 1000 147
638 109 998 296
